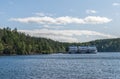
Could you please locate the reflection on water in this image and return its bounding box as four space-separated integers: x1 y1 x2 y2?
0 53 120 79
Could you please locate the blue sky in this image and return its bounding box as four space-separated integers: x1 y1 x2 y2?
0 0 120 42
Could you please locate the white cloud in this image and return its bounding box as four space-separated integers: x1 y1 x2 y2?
34 12 53 16
86 9 97 14
10 16 112 25
112 3 120 6
84 16 112 24
35 13 45 16
18 29 117 42
43 25 64 29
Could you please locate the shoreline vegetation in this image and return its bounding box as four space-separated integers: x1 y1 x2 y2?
0 27 120 55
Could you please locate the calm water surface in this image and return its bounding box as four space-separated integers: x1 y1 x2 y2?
0 53 120 79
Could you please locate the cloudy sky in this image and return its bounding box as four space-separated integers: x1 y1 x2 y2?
0 0 120 42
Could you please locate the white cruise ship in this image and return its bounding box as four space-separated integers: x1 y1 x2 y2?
68 46 97 54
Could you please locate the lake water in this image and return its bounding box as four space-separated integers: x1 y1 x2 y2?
0 53 120 79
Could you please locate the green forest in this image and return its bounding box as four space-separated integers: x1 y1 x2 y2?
0 27 66 55
0 27 120 55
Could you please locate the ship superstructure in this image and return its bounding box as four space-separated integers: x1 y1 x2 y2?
68 46 97 54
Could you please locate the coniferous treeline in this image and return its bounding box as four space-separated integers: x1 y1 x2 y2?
0 27 120 55
0 27 66 55
83 39 120 52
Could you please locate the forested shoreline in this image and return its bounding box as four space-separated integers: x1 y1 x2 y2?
0 27 66 55
0 27 120 55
